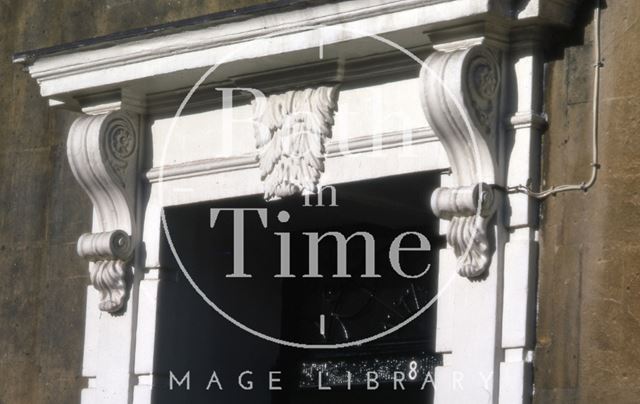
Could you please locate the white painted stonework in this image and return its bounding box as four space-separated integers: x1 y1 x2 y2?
16 0 580 403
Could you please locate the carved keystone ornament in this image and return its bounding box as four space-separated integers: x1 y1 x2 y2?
253 85 339 201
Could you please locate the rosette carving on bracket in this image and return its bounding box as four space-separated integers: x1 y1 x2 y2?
67 111 139 312
420 44 501 278
253 85 339 200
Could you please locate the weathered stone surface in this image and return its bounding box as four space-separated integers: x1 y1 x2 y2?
535 1 640 403
2 1 640 403
0 2 270 404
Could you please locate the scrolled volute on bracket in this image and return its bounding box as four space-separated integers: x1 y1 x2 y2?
67 111 139 313
420 43 501 278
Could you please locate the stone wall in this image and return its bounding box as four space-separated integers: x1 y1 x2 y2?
535 0 640 402
0 2 269 404
1 1 639 403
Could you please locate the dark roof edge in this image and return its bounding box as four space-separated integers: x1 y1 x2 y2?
13 0 339 65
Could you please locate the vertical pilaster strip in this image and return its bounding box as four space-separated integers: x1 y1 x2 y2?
132 267 162 404
498 38 546 404
132 196 165 404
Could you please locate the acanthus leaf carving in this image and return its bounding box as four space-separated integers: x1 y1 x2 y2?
253 85 339 200
420 44 501 278
431 183 496 277
67 111 139 312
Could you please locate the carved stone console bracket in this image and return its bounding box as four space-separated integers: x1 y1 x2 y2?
253 85 339 200
420 43 501 278
67 111 139 312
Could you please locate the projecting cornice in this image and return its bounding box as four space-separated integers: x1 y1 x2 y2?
13 0 578 102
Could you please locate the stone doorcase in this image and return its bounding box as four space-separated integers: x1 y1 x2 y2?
14 1 579 403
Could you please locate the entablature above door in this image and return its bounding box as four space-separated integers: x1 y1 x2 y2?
13 0 578 306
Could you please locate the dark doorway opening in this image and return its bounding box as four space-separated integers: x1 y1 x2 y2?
153 170 443 404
